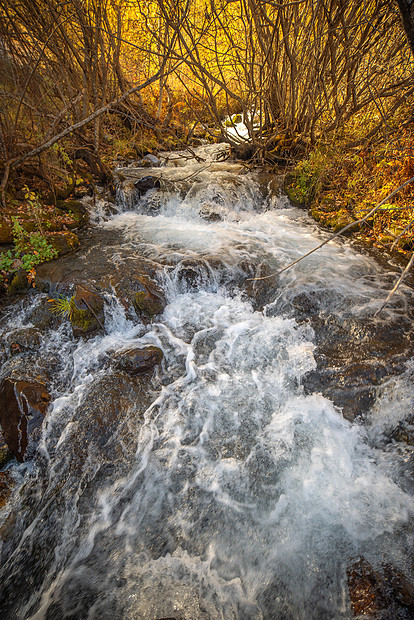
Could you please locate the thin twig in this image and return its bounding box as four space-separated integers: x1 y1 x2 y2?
374 251 414 316
79 297 107 334
248 176 414 281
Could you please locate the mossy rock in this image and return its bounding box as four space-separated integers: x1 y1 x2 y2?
56 200 89 228
47 231 79 257
71 284 105 337
284 173 311 209
131 275 166 322
71 305 95 335
0 218 13 244
7 269 28 295
134 291 165 318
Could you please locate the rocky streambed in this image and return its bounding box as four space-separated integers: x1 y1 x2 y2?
0 145 413 618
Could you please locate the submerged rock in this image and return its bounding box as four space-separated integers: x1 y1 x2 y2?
174 258 213 291
199 204 223 221
132 274 166 321
0 375 50 461
0 471 13 509
70 372 156 465
7 327 42 355
111 346 163 376
347 558 414 617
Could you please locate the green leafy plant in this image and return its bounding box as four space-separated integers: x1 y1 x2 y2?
0 216 58 288
48 295 76 320
48 294 93 331
293 149 331 202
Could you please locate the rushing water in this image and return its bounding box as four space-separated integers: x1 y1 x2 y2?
0 145 413 619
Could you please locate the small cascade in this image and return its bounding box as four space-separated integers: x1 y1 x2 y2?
0 146 413 619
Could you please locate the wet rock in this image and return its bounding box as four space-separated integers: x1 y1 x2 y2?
47 231 79 257
71 372 155 465
174 259 213 291
6 269 28 295
111 346 163 376
244 263 278 311
0 376 50 461
347 558 414 617
132 275 166 321
0 471 14 509
34 227 164 298
7 327 42 355
304 362 388 422
26 296 60 330
199 204 223 221
300 311 413 421
0 434 12 467
347 558 389 616
134 176 161 197
390 415 414 445
71 284 105 337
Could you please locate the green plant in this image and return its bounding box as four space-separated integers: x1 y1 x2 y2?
0 216 58 288
292 149 332 202
48 294 93 331
48 295 76 320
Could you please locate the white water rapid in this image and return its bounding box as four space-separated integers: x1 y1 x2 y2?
0 145 413 619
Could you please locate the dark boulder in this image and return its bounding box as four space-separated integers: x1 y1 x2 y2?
132 275 166 321
134 176 161 197
111 346 163 376
347 558 414 617
0 376 50 461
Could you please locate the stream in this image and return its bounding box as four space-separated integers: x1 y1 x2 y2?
0 144 413 619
